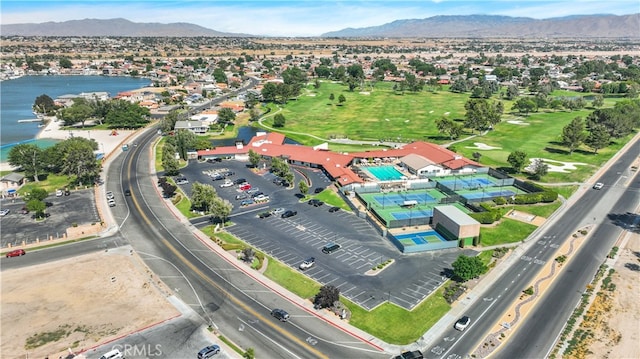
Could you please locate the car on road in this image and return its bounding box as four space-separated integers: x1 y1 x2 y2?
299 257 315 270
176 177 189 185
0 209 10 216
99 349 123 359
454 316 471 331
328 206 340 213
394 350 424 359
108 199 116 207
5 249 26 258
308 199 324 207
271 208 285 216
220 180 234 188
593 182 604 190
322 243 341 254
106 191 115 200
197 344 220 359
270 308 290 322
19 207 29 215
124 189 131 196
281 210 297 218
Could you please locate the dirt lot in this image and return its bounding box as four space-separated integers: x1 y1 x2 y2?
1 249 179 359
585 233 640 359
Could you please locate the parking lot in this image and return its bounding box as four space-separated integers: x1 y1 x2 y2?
182 159 475 310
0 189 101 248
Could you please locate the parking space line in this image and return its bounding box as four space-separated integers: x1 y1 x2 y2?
314 273 331 281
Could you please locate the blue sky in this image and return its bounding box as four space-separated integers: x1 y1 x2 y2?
2 1 638 36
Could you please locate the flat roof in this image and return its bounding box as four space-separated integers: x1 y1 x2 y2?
434 205 479 226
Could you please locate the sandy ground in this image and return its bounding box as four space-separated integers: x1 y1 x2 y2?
585 232 640 359
0 117 136 172
0 249 179 359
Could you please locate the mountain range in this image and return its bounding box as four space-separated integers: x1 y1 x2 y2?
1 14 638 38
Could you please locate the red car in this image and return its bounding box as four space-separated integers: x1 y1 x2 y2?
5 249 26 258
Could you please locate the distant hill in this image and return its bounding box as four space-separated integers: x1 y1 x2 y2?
321 14 640 38
0 18 251 37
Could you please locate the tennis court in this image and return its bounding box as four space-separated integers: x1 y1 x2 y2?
391 209 434 219
437 176 497 191
361 166 405 181
392 230 447 245
456 185 520 201
373 192 436 206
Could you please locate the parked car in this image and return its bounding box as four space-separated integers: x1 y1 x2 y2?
314 187 324 194
220 180 234 188
223 171 235 177
0 209 10 216
64 188 70 196
246 188 260 194
197 345 220 359
5 249 26 258
394 350 424 359
240 199 254 206
234 178 247 185
593 182 604 190
251 191 264 198
281 210 297 218
454 316 471 331
106 191 115 200
108 199 116 207
235 194 248 200
328 206 340 213
239 183 252 191
271 208 285 216
254 194 269 202
258 211 272 219
211 173 225 181
270 308 290 322
56 189 64 197
176 177 189 185
308 199 324 207
99 349 123 359
322 243 341 254
19 207 29 215
299 257 315 270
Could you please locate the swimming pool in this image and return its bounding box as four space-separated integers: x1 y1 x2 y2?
363 166 405 181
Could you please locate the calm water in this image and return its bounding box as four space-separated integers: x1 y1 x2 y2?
0 75 150 147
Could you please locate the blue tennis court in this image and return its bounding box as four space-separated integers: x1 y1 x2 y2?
362 166 405 181
393 230 447 243
439 177 495 190
462 189 516 200
391 209 433 219
374 193 436 206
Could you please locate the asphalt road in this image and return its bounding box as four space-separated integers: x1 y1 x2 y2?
423 138 640 359
106 127 389 359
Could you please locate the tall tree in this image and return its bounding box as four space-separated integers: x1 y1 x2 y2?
210 197 233 225
58 98 94 127
56 138 100 185
217 107 236 125
507 150 528 173
273 113 286 128
561 117 587 154
248 149 261 168
162 142 180 176
435 117 462 140
190 182 217 213
33 94 56 115
173 129 196 161
531 159 549 180
585 124 611 154
7 144 45 182
314 285 340 309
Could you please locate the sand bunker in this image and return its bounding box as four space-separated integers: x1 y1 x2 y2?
525 158 588 173
507 120 529 125
465 142 502 150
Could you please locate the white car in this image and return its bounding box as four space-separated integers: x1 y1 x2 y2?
454 316 471 331
55 189 64 197
106 191 115 200
253 194 269 202
107 199 116 207
176 178 189 185
0 209 10 216
593 182 604 190
271 208 285 215
220 180 234 188
299 257 315 270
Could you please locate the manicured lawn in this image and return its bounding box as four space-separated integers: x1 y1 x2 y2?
313 189 351 210
18 174 80 196
513 202 562 218
263 256 321 300
345 286 451 344
260 81 472 144
480 218 538 247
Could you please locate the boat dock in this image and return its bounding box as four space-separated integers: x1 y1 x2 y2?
17 118 43 123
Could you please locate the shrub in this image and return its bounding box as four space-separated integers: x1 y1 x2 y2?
523 286 534 295
493 196 507 205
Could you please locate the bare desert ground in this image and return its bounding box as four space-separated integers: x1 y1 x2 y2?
1 249 179 359
584 232 640 359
